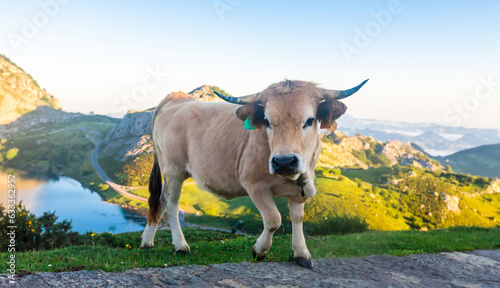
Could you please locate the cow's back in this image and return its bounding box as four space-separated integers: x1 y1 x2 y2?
152 92 250 198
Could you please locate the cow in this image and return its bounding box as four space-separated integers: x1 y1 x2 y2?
141 79 368 268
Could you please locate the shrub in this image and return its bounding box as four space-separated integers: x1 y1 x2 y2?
315 169 325 177
0 202 41 252
354 178 363 188
98 183 110 191
0 203 79 252
5 148 19 160
446 165 453 173
329 168 341 177
37 210 79 250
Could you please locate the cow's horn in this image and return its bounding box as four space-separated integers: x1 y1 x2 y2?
213 91 259 105
322 79 369 100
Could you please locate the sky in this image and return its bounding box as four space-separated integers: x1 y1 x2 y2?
1 0 500 129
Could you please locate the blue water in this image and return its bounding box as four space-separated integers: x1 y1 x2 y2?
1 173 146 234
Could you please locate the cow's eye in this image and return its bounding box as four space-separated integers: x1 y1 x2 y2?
263 118 270 128
303 117 315 129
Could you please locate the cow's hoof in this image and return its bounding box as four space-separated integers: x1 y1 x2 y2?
252 247 267 261
294 257 313 269
140 243 154 249
175 249 191 255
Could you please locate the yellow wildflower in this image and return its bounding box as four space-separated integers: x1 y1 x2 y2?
91 233 96 237
31 229 35 232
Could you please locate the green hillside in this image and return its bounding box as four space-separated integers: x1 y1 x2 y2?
173 165 500 234
0 114 132 205
2 103 500 234
438 143 500 178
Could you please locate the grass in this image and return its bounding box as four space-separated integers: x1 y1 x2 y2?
309 226 500 258
2 226 499 274
305 176 410 231
341 167 391 184
128 187 149 199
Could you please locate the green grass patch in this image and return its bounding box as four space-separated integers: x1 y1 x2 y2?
309 226 500 258
2 226 499 274
128 187 149 199
341 167 391 184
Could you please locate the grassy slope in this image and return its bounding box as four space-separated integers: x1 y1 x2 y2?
0 118 148 208
306 176 409 231
2 227 499 273
439 143 500 178
173 167 500 233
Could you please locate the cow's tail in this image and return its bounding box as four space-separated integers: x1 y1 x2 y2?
147 153 162 224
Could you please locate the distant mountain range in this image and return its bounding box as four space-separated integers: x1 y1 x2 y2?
437 143 500 178
0 54 61 124
337 115 500 156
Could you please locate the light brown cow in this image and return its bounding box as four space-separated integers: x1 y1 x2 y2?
141 79 368 268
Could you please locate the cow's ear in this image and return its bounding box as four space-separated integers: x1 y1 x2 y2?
317 99 347 130
236 103 265 129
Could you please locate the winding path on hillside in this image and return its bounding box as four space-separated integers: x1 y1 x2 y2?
4 249 500 287
82 128 150 203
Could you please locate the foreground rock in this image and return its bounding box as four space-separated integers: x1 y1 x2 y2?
2 250 499 287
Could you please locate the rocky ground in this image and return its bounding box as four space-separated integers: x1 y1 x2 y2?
2 249 499 287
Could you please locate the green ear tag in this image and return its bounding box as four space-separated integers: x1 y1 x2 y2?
244 118 256 130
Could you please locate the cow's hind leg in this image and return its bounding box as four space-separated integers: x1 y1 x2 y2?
289 200 313 268
249 189 281 261
141 182 167 248
165 174 190 253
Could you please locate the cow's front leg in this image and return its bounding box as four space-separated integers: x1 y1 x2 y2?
289 200 313 268
248 189 281 261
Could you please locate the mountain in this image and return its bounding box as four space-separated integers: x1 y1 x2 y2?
98 109 154 161
0 54 61 124
438 143 500 178
188 85 230 102
337 116 500 156
0 106 115 138
319 132 441 171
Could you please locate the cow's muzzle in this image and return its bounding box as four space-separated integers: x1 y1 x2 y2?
270 154 301 176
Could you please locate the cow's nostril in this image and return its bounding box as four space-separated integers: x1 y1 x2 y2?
272 155 299 172
273 155 294 166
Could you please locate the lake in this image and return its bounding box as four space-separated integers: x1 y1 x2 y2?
0 170 146 234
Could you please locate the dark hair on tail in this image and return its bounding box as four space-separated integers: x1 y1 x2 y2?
147 154 162 223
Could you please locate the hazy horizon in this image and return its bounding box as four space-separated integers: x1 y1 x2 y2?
1 0 500 129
